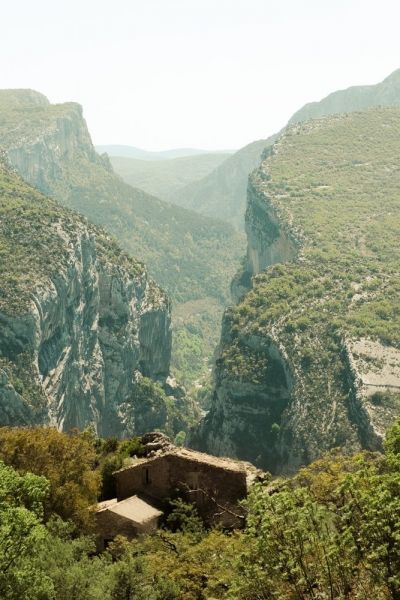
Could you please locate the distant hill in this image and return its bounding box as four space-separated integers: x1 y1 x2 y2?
110 153 230 200
171 138 276 230
96 144 234 160
289 68 400 124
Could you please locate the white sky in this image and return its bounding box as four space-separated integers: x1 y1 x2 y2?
1 0 400 150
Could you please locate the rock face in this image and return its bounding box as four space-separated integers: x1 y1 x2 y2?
0 158 180 436
230 170 298 303
3 100 109 197
0 89 244 308
190 310 295 471
192 109 400 473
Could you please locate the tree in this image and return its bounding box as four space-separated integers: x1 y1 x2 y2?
0 460 53 599
0 427 100 530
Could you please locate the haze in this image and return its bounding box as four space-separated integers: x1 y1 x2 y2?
1 0 400 150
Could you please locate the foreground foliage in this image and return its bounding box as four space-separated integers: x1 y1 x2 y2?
0 427 99 531
1 424 400 598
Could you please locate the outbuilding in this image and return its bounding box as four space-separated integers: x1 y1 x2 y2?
95 495 162 551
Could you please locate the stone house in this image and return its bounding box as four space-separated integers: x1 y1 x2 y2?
114 446 261 528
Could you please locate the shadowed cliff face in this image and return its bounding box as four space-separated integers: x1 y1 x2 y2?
190 310 294 472
191 171 302 471
245 179 297 277
0 158 184 436
192 109 400 472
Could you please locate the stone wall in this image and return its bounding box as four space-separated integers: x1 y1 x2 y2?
116 453 248 527
95 509 158 552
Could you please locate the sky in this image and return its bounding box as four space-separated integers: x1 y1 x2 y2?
2 0 400 151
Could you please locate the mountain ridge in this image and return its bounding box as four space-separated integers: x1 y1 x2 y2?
96 144 235 160
192 107 400 472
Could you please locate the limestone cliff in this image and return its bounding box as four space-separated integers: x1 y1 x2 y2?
1 94 110 197
193 109 400 472
0 158 188 436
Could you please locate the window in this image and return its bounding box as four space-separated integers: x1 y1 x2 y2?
142 467 151 485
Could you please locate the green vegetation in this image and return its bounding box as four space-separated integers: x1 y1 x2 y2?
111 152 230 200
131 375 198 436
213 108 400 466
0 157 145 316
235 108 400 345
2 423 400 598
171 297 221 389
0 427 100 531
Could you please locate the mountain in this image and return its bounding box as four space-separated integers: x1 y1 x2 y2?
192 107 400 472
0 154 197 435
0 89 245 389
289 68 400 124
110 152 231 200
172 138 275 230
96 145 234 160
173 68 400 233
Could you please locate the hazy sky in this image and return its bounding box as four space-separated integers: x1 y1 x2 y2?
2 0 400 150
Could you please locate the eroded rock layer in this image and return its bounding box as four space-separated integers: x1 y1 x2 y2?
0 158 182 436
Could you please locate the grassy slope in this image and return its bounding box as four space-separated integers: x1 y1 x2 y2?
110 152 230 200
220 108 400 458
0 95 245 388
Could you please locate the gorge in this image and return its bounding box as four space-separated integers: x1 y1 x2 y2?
2 71 400 473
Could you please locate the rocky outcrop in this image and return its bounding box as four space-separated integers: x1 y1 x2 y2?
0 369 35 426
191 310 294 472
230 146 298 303
0 223 171 436
244 177 298 278
3 99 106 197
0 159 189 437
